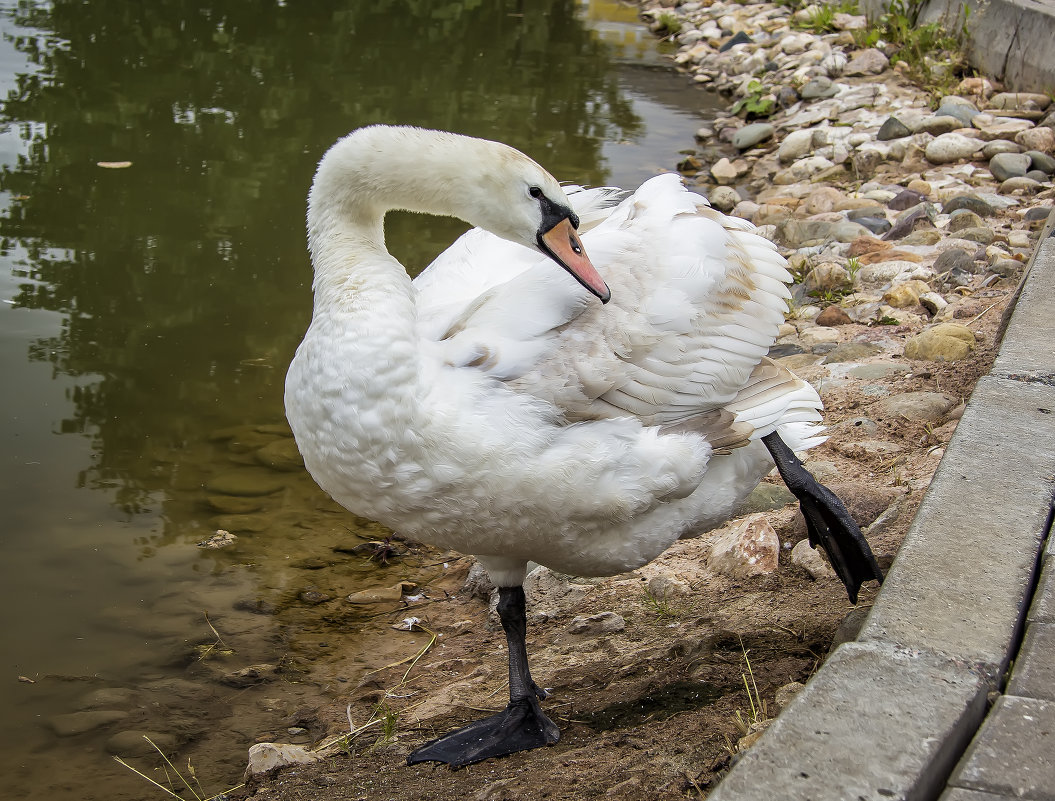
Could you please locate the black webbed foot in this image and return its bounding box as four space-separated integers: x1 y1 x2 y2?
406 695 559 768
408 585 559 768
762 431 883 603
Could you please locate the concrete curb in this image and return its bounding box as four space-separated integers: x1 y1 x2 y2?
708 211 1055 801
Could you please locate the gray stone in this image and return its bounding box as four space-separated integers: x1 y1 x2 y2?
874 391 958 423
845 206 888 221
948 209 985 231
877 116 912 141
988 151 1032 181
800 76 838 99
206 470 285 497
999 176 1043 193
956 226 996 245
735 482 796 515
888 189 925 210
947 695 1055 798
916 115 966 135
1027 150 1055 174
105 730 178 757
732 122 775 150
568 611 626 635
853 216 892 235
847 363 912 379
822 342 882 363
935 101 979 127
1024 205 1054 222
1026 169 1051 182
778 129 815 164
1006 623 1055 700
777 219 872 246
48 710 128 736
989 91 1051 112
943 194 995 217
844 47 889 76
934 247 976 275
981 139 1023 159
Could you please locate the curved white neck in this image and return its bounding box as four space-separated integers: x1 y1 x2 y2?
305 127 524 313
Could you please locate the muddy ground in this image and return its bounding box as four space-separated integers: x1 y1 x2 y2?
228 307 1001 800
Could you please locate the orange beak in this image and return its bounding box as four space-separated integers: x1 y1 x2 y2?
539 218 610 303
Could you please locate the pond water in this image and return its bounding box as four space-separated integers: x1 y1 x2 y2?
0 1 720 798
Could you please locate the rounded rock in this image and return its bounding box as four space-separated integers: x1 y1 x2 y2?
925 133 982 164
732 122 775 150
989 151 1032 181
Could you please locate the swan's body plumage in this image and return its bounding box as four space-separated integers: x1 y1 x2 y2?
285 126 824 588
285 126 880 765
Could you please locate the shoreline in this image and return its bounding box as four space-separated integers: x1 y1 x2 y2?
231 4 1055 799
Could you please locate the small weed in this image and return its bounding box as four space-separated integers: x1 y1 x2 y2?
731 640 769 736
730 79 776 119
656 12 683 37
640 587 682 620
845 256 862 282
853 0 971 97
796 4 836 34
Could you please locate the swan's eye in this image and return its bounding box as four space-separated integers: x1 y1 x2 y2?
528 186 543 199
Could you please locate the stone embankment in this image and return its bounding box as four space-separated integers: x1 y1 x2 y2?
637 1 1052 358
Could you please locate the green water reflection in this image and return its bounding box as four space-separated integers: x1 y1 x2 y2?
0 1 717 798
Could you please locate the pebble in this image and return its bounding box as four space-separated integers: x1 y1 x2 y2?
943 194 994 217
844 48 889 76
925 132 982 164
709 514 780 578
989 152 1032 181
877 117 911 141
568 612 626 635
733 122 775 150
791 538 836 580
903 323 976 361
875 391 957 423
48 710 128 737
1027 151 1055 174
247 743 322 776
1015 127 1055 153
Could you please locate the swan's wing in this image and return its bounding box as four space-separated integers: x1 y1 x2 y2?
417 173 801 438
507 174 797 423
414 186 626 378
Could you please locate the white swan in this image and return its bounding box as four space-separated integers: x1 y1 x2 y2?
284 125 881 767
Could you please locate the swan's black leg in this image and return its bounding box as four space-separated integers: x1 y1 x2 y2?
762 432 883 604
407 585 559 768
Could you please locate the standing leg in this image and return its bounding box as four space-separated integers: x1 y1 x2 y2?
407 586 559 767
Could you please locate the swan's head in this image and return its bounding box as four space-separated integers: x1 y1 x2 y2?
311 126 611 303
469 147 611 304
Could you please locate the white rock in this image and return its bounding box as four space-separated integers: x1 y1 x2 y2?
778 129 814 164
246 743 321 776
924 132 983 164
709 514 780 578
791 538 836 580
